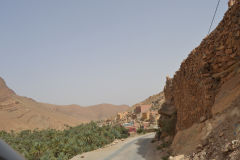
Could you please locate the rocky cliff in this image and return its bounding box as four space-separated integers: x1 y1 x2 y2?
163 2 240 131
0 77 15 99
155 2 240 159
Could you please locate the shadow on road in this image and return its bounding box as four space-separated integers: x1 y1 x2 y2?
135 134 162 160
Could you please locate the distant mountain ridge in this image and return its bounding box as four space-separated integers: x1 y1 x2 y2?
0 77 129 131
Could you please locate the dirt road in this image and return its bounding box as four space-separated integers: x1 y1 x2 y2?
71 133 162 160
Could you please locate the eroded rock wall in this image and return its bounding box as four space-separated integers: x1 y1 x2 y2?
164 2 240 131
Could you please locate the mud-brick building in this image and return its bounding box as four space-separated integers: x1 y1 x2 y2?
116 112 128 120
142 111 150 120
134 104 152 114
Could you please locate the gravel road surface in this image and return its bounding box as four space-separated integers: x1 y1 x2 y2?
71 133 161 160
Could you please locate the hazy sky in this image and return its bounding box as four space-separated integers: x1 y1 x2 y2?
1 0 228 106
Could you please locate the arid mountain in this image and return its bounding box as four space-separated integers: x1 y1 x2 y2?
130 92 164 112
0 77 129 131
40 103 130 122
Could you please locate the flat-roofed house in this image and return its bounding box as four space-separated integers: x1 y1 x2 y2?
141 111 150 121
116 112 128 120
134 104 152 114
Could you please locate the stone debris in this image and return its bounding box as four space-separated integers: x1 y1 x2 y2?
169 155 187 160
200 116 207 123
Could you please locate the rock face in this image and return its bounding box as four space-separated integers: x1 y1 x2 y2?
0 77 15 99
163 2 240 131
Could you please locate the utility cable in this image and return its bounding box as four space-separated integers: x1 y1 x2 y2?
208 0 221 35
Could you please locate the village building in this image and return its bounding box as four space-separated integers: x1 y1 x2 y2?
149 111 160 124
116 111 128 120
122 121 134 127
134 104 152 114
141 111 150 121
142 122 150 129
131 113 137 119
122 121 137 134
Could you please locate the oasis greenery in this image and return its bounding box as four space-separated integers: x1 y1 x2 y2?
0 122 129 160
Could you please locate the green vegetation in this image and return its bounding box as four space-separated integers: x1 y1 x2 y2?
161 156 169 160
136 127 146 134
0 122 128 160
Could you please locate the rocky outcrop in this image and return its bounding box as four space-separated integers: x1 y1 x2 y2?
162 1 240 131
171 97 240 159
0 77 15 100
158 103 177 137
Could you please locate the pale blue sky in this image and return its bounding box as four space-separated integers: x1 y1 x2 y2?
0 0 228 106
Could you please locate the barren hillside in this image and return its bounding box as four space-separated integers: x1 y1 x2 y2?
0 77 129 131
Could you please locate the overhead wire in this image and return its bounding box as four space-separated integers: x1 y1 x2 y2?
208 0 221 35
